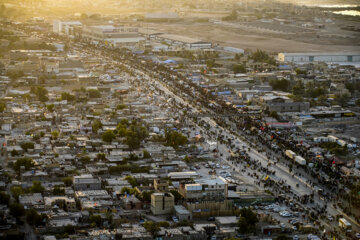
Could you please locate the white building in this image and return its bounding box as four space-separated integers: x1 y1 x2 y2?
155 33 212 50
53 20 82 35
278 52 360 64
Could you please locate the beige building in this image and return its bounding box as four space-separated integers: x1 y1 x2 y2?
179 177 228 202
151 192 174 215
154 179 169 192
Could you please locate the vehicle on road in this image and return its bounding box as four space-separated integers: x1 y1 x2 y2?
339 218 352 233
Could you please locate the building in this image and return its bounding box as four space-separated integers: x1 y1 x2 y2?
267 101 310 112
151 192 174 215
81 25 145 47
19 193 44 209
144 12 179 21
215 216 238 228
44 196 77 212
278 52 360 64
73 174 102 191
155 34 212 50
179 177 228 202
120 195 142 210
154 179 169 192
53 20 82 35
174 205 192 221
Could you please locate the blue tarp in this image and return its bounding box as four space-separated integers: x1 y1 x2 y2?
162 59 177 64
279 65 292 70
217 91 232 95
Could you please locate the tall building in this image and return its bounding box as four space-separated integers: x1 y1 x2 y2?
151 192 174 215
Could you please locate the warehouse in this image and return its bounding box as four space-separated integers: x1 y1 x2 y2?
155 34 212 50
278 52 360 64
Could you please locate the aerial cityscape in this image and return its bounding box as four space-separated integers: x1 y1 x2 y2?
0 0 359 239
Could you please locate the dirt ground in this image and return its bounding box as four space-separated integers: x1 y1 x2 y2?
144 22 360 53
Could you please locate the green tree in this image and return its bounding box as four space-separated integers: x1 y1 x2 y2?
237 208 258 234
335 94 350 107
46 104 55 112
292 81 305 96
121 187 136 195
62 177 73 187
61 92 76 101
13 157 34 173
51 130 60 140
9 203 25 217
158 221 170 228
89 214 102 227
170 189 183 202
96 152 107 161
269 111 279 120
141 191 154 202
269 79 290 92
0 191 10 205
10 148 21 157
165 130 188 149
250 49 276 65
88 89 101 98
53 186 65 196
125 130 141 149
116 104 127 110
92 119 103 134
275 235 291 240
79 156 91 164
0 102 6 112
295 68 306 75
102 130 116 143
125 176 137 187
29 181 44 193
143 221 160 235
143 150 151 159
26 208 47 226
6 70 24 81
20 142 34 152
356 99 360 107
31 86 48 102
233 64 246 74
10 186 24 202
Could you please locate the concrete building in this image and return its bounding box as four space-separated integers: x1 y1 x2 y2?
73 174 102 191
81 25 145 47
53 20 82 35
278 52 360 64
267 101 310 112
179 177 228 202
155 34 212 50
154 179 169 192
174 205 192 221
151 192 174 215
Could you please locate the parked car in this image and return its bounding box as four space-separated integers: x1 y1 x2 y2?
172 216 179 223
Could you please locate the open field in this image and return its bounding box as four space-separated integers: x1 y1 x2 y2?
144 22 360 53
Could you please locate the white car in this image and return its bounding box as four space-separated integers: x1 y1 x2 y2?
279 211 292 217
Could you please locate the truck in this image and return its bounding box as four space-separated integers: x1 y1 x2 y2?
339 218 352 232
285 150 296 160
295 155 307 166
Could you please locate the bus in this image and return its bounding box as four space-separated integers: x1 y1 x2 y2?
339 218 352 232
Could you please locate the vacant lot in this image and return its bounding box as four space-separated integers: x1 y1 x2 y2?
145 22 360 53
